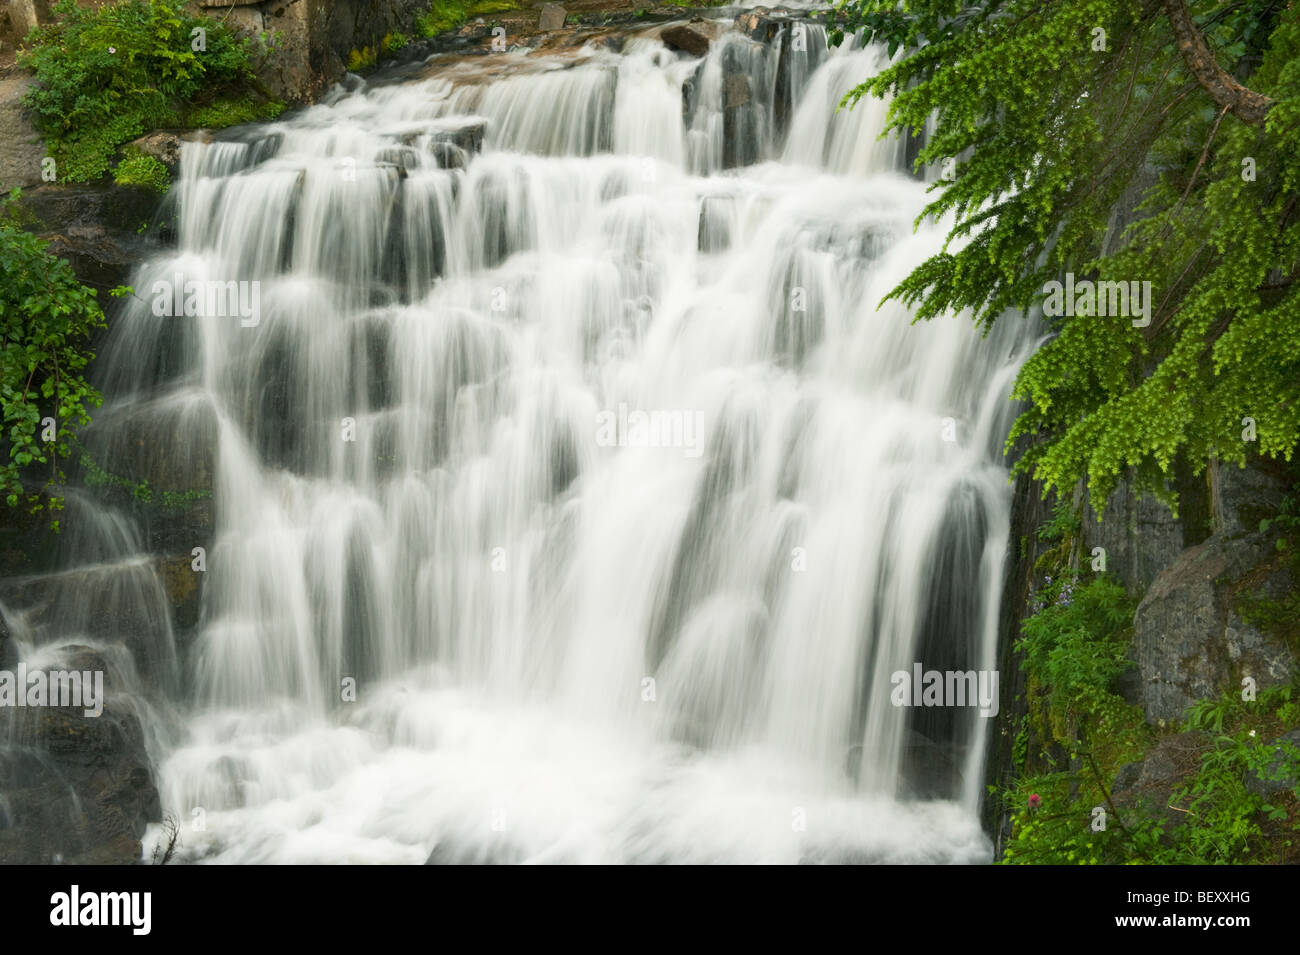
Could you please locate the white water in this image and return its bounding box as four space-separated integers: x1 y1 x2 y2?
81 20 1033 863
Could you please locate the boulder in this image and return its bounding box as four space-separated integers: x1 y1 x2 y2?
0 74 46 192
127 131 183 174
1133 532 1295 725
538 3 566 32
661 24 711 57
0 646 160 864
735 8 787 43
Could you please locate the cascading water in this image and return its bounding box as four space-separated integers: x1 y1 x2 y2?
19 16 1039 863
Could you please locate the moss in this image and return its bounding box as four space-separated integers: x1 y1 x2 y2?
112 152 170 193
382 31 410 56
416 0 521 40
185 97 285 129
347 46 378 72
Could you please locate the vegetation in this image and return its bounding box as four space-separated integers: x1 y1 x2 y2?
0 190 129 523
112 151 170 193
1001 491 1300 863
415 0 521 39
19 0 280 184
831 0 1300 514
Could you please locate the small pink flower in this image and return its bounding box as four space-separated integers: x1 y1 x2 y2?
109 47 116 54
1028 793 1042 810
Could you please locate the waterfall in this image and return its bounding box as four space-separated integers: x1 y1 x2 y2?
23 17 1037 863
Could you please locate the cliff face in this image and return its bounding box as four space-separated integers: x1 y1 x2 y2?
191 0 430 104
987 449 1299 857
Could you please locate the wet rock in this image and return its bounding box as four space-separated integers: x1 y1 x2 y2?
662 24 711 57
0 563 180 693
698 195 733 253
426 836 528 864
12 183 164 291
0 610 15 671
895 730 966 800
539 3 566 32
157 552 204 633
734 7 787 43
724 73 751 109
0 647 160 864
1133 532 1295 725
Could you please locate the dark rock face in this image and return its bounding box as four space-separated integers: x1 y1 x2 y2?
0 610 16 671
1133 532 1295 725
662 24 711 58
0 564 180 695
13 183 166 291
255 0 429 103
735 7 789 43
0 647 160 864
1080 476 1186 595
1211 456 1291 538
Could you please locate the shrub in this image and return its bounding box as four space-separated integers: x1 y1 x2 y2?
19 0 278 183
0 189 127 521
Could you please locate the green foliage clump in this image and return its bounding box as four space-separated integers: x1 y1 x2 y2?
416 0 520 39
1174 684 1300 863
19 0 279 183
0 190 124 517
347 46 378 72
76 438 211 514
1236 483 1300 652
112 151 170 192
185 97 285 129
832 0 1300 512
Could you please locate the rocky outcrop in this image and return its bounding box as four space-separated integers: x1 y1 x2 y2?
195 0 430 103
0 608 15 670
0 73 45 191
1132 531 1295 725
662 23 711 57
11 182 167 290
0 646 160 864
1079 476 1188 594
127 130 183 173
538 3 566 31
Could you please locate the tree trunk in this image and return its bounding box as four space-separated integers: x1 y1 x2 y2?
1163 0 1274 126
